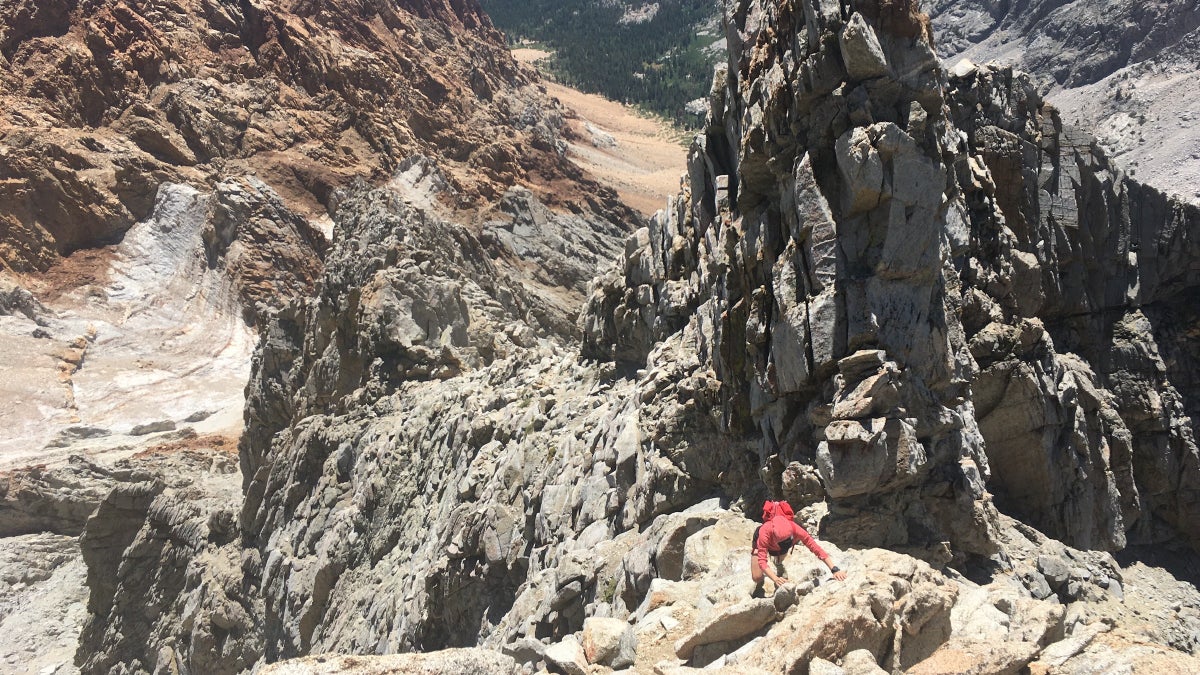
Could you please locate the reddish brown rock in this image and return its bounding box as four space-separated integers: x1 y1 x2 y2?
0 0 632 277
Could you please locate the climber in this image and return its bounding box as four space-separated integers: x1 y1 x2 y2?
751 500 846 595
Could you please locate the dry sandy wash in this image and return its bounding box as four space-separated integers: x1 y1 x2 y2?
513 48 689 217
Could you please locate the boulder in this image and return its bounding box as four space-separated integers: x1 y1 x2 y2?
130 420 176 436
680 514 755 580
1027 630 1200 674
737 551 958 673
674 598 777 660
907 640 1041 675
582 617 635 668
840 13 889 80
544 635 588 675
843 649 888 674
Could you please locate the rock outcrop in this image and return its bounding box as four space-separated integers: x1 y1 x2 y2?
944 63 1200 550
75 445 246 675
1 456 126 537
925 0 1200 88
64 1 1200 674
0 532 88 675
0 443 239 675
585 0 1200 555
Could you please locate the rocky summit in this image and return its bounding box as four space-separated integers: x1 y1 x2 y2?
1 1 1199 675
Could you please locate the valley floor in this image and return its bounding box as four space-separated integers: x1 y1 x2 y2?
514 48 689 216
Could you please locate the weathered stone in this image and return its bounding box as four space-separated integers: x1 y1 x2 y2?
544 635 588 675
582 617 632 666
259 649 522 674
1028 629 1200 674
843 649 888 674
908 640 1040 675
130 420 176 436
809 657 846 675
674 598 777 660
928 0 1200 202
774 584 799 613
681 514 755 580
817 417 926 498
737 550 958 673
56 2 1200 674
836 127 886 215
1037 556 1070 591
841 13 889 81
2 458 119 537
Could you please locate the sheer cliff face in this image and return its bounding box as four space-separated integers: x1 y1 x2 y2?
0 0 619 275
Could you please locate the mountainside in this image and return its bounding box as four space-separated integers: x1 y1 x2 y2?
3 1 1200 674
0 1 637 671
0 0 638 481
925 0 1200 204
0 0 632 277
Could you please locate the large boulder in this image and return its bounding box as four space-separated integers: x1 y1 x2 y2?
582 617 636 668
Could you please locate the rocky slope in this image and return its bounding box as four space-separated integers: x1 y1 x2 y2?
925 0 1200 204
1 441 240 675
0 0 632 276
588 0 1200 555
0 0 635 471
65 1 1200 674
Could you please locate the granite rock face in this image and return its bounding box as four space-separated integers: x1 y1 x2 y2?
1 457 124 537
71 447 245 675
925 0 1200 204
945 63 1200 550
925 0 1200 87
0 533 88 675
72 169 664 671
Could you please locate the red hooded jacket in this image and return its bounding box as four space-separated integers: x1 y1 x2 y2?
754 501 829 569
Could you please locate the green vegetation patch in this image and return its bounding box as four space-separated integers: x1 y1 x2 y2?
482 0 722 126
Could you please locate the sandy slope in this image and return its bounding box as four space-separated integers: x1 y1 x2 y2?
514 48 688 217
